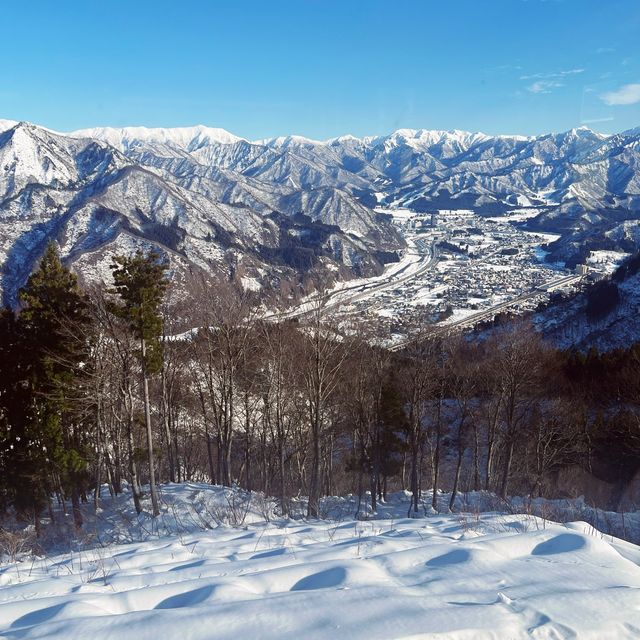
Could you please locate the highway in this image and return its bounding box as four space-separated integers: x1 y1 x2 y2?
320 239 439 313
269 238 440 321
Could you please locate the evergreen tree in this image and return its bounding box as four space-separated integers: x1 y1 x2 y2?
0 243 92 531
110 250 168 517
375 379 408 501
0 306 49 528
19 242 92 529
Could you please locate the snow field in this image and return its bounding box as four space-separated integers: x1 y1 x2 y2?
2 485 640 638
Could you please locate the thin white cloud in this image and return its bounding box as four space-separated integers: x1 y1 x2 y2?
527 80 564 94
485 64 523 72
581 117 615 124
601 83 640 106
596 47 615 54
520 68 585 81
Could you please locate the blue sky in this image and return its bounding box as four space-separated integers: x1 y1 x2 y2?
1 0 638 138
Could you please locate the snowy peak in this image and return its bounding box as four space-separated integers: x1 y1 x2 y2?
326 134 360 144
65 123 619 156
257 134 325 148
372 128 490 148
0 118 19 133
0 121 127 194
554 127 607 144
0 122 78 195
70 125 246 152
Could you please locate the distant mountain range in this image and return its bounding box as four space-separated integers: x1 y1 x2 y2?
1 119 639 306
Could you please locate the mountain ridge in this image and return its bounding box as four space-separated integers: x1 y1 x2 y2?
0 118 622 147
1 118 640 309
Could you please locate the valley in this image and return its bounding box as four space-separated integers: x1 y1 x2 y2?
279 205 617 342
3 4 640 639
1 121 640 321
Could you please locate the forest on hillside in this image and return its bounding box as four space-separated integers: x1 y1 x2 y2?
1 245 640 542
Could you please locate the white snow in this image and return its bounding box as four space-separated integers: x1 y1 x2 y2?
587 250 630 268
1 484 640 639
240 276 262 292
70 125 245 150
373 129 491 152
486 209 543 223
521 230 562 244
0 119 18 133
256 134 324 147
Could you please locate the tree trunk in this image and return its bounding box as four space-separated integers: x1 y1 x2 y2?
71 485 83 530
125 388 142 514
500 438 515 499
244 415 252 492
279 429 287 516
450 414 467 512
450 446 464 512
409 443 419 517
162 369 176 483
432 400 442 511
369 468 377 515
473 422 480 491
355 435 365 519
112 420 123 495
34 508 41 539
307 410 321 518
206 427 216 484
141 338 160 517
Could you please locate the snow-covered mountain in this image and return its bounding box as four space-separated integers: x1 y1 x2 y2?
72 124 246 150
0 121 402 305
1 119 640 305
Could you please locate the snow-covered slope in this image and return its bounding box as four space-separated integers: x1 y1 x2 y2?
533 266 640 351
2 484 640 639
